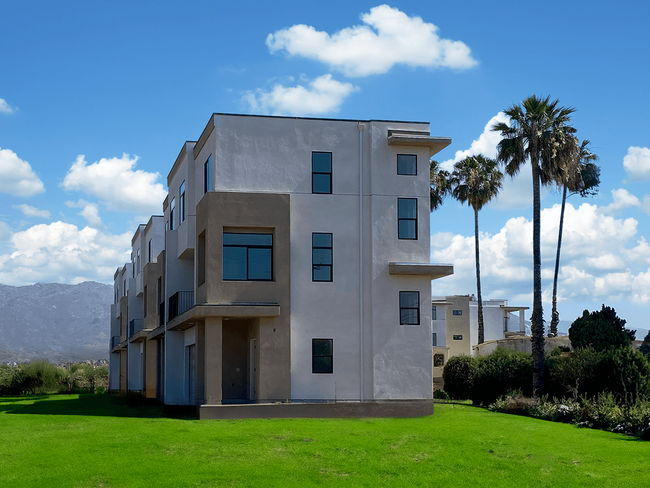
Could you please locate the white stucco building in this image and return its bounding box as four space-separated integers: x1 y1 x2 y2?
110 113 454 418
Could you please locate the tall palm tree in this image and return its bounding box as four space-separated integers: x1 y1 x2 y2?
492 95 577 397
549 139 600 336
430 160 451 211
449 155 503 344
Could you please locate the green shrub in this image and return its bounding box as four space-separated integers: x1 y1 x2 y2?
569 305 635 351
471 348 533 405
442 356 476 400
433 389 450 400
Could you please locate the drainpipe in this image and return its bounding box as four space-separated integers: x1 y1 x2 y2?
357 122 365 402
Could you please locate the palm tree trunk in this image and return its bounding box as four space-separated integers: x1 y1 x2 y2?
474 207 484 344
531 161 545 397
550 185 567 337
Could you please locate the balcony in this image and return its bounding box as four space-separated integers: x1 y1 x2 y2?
168 291 195 322
129 319 144 337
159 302 165 327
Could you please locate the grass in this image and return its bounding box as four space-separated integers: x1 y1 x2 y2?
0 395 648 487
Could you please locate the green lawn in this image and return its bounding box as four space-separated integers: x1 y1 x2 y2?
0 395 647 487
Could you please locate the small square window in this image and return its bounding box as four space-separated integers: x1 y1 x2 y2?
312 339 333 374
312 233 332 282
397 154 417 175
452 310 462 316
312 152 332 194
453 335 463 340
398 198 417 239
434 353 445 367
399 291 420 325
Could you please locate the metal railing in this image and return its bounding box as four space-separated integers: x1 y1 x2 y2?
129 319 144 337
168 291 194 322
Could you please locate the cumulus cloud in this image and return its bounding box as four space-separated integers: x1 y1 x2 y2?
266 5 477 77
243 74 358 116
601 188 642 214
0 98 15 114
0 221 131 285
79 203 103 229
0 148 45 197
12 204 51 219
61 154 167 214
623 146 650 181
431 202 649 308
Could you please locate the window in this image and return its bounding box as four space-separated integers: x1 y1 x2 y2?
312 152 332 194
223 233 272 281
312 233 332 282
204 156 212 194
399 291 420 325
148 239 152 263
503 315 509 332
452 310 462 316
123 280 126 297
432 332 437 347
434 354 445 367
136 249 140 275
431 305 437 321
169 197 176 231
131 255 135 278
397 154 417 175
453 335 463 340
398 198 417 239
179 181 185 224
312 339 333 374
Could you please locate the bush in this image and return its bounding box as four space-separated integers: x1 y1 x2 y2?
442 356 476 400
569 305 635 351
471 349 533 405
433 389 450 400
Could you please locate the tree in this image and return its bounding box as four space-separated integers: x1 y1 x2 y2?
429 160 451 211
449 155 503 344
493 95 578 396
569 304 636 352
640 331 650 360
549 140 600 336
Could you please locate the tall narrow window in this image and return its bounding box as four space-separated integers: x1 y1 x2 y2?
136 249 140 274
432 332 437 347
169 197 176 231
312 233 332 282
399 291 420 325
312 339 333 374
312 152 332 194
397 154 417 175
204 156 212 194
179 181 185 224
398 198 417 239
432 305 437 321
223 233 273 281
148 239 152 263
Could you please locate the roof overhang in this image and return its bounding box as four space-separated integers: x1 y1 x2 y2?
389 262 454 280
167 303 281 330
387 131 452 157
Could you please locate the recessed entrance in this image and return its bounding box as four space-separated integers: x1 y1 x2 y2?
222 319 256 404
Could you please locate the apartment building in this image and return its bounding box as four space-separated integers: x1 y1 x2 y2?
109 113 454 418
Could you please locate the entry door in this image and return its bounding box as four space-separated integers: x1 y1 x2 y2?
249 339 256 401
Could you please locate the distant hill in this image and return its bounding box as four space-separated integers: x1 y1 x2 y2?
0 281 112 364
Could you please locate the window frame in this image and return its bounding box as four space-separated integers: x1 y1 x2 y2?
148 239 152 263
312 232 333 282
222 232 273 282
204 155 212 194
312 338 333 374
453 310 462 316
179 181 186 224
397 154 417 175
397 198 418 240
312 152 332 194
169 197 176 231
399 291 420 325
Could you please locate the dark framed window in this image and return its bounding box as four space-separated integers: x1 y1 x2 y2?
312 233 332 282
453 310 462 316
432 332 437 347
399 291 420 325
397 154 417 175
179 181 186 224
169 197 176 231
312 152 332 194
148 239 152 263
398 198 417 239
136 248 140 274
453 334 463 340
431 305 437 321
223 233 273 281
312 339 333 374
434 353 445 367
204 156 212 194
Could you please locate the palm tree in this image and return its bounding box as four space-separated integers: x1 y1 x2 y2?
492 95 577 396
430 160 451 211
549 139 600 336
449 155 503 344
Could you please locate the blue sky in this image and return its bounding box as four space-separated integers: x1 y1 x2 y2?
1 1 649 334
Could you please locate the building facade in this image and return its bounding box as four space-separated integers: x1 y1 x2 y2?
109 114 454 418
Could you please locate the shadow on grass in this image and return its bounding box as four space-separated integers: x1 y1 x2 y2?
0 394 195 419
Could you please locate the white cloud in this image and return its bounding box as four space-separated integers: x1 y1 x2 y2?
0 221 131 286
79 204 103 229
601 188 641 214
0 98 15 114
440 113 507 170
0 148 45 197
12 204 51 219
266 5 478 77
623 146 650 181
0 222 11 242
431 202 649 309
61 154 167 214
243 74 358 116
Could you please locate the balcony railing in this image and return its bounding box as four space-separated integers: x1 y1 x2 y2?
168 291 194 322
129 319 144 337
159 302 165 327
111 335 120 350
